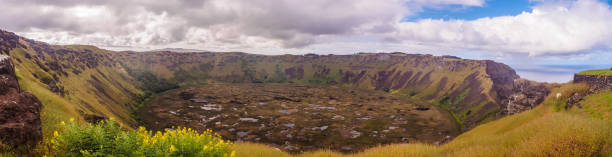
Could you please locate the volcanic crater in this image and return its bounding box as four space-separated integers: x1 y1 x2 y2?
138 84 459 153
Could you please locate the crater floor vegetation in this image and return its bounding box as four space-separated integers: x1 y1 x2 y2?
138 84 460 153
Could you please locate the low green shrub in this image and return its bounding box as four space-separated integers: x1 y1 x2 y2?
49 118 234 157
0 142 16 157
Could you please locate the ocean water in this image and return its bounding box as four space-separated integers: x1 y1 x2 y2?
511 64 612 83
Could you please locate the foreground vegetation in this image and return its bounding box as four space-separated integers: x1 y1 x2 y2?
2 82 610 157
43 119 234 157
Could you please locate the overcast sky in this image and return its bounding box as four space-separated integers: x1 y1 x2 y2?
1 0 611 82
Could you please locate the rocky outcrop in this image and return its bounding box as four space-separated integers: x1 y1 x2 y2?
0 30 23 54
500 80 549 115
566 92 587 109
484 61 550 115
486 60 520 101
565 74 612 109
0 55 43 147
574 74 612 86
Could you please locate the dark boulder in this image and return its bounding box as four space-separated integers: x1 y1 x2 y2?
0 55 43 147
565 92 586 109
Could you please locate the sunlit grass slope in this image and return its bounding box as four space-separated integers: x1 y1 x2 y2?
233 83 612 157
575 90 612 119
8 44 143 138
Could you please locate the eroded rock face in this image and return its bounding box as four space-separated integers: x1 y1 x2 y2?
501 80 550 115
486 60 520 101
484 61 550 115
565 76 612 109
0 55 43 147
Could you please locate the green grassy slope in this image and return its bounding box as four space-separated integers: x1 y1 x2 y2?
575 90 612 119
231 83 612 157
578 69 612 75
0 31 144 138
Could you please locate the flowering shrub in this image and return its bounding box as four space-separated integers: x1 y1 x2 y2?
50 118 234 157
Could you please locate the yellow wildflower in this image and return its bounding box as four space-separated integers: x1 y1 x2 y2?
142 138 149 145
230 151 236 157
60 121 65 125
170 145 176 152
69 118 75 123
53 131 59 137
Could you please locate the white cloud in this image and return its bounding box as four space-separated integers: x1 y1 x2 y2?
394 0 612 55
0 0 611 58
1 0 408 49
410 0 485 6
0 0 492 50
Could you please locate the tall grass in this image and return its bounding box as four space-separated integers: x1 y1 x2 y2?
543 83 590 111
579 90 612 119
232 143 291 157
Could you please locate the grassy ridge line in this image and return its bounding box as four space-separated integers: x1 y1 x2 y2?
231 84 612 157
578 69 612 75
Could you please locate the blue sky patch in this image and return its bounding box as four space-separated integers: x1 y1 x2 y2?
404 0 533 21
405 0 612 22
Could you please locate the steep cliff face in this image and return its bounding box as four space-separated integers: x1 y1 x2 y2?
0 55 42 147
485 60 519 101
0 30 143 137
499 80 550 115
484 61 550 116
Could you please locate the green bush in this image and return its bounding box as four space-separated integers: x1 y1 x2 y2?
50 119 234 157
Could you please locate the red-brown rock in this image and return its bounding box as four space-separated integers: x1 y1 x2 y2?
0 55 42 147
